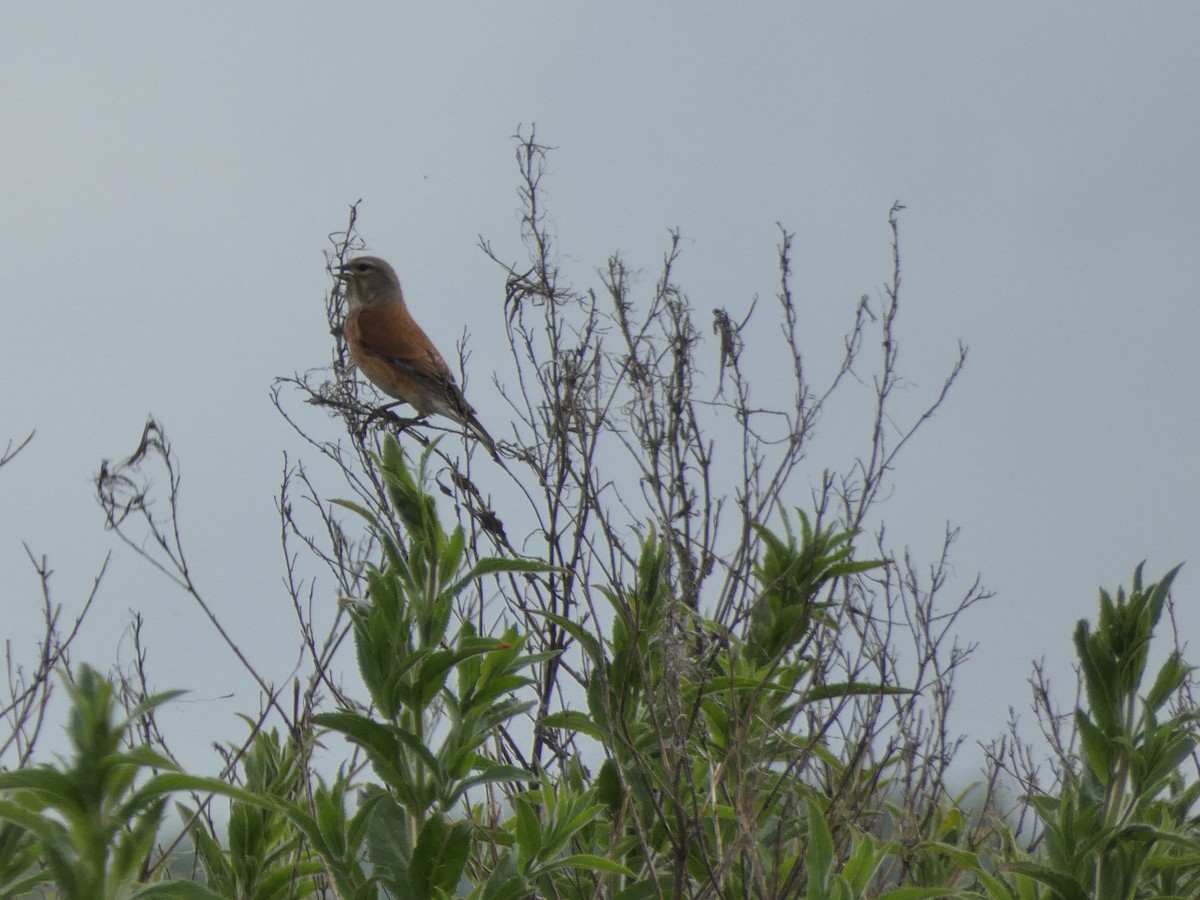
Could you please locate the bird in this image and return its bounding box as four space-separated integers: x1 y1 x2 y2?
336 256 498 459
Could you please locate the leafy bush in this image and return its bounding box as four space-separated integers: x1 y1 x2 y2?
2 133 1194 898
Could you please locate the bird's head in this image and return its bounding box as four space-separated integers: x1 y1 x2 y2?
336 256 404 310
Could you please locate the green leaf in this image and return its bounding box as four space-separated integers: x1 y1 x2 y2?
443 557 557 601
841 833 888 892
411 816 471 895
445 765 535 807
1075 620 1120 735
438 524 467 583
131 882 231 899
473 852 528 900
366 795 411 897
1146 651 1192 712
540 710 603 741
330 497 383 530
920 840 979 871
528 610 607 671
457 764 535 786
118 744 182 772
0 799 66 846
538 853 635 876
313 712 409 787
0 767 78 797
1002 861 1088 900
806 798 834 899
0 869 54 898
614 881 666 900
1075 710 1115 783
539 805 603 861
514 797 543 865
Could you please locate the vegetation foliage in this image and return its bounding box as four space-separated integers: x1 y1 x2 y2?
1 131 1195 898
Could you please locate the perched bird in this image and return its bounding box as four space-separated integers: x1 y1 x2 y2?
336 256 498 459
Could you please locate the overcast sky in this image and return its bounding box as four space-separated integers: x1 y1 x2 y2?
2 4 1197 776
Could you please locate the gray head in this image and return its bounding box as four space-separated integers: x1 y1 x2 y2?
336 256 404 310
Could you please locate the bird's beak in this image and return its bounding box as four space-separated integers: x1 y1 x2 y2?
334 265 351 281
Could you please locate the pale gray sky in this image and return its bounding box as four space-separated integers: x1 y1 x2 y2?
2 4 1197 773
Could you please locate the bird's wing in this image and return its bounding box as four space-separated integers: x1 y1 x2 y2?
354 305 458 386
349 305 498 458
353 304 483 416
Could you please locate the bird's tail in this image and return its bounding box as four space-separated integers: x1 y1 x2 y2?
465 413 499 461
